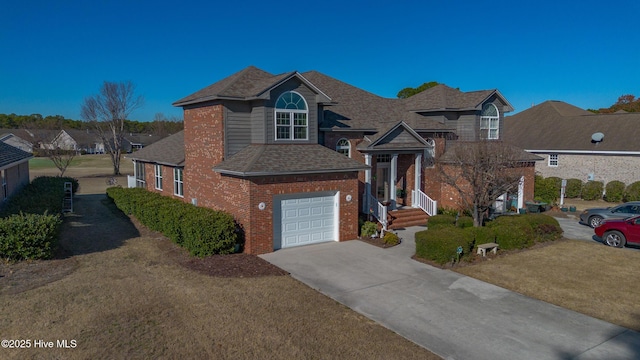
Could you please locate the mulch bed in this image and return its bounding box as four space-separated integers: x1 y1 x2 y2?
358 235 401 249
131 217 289 278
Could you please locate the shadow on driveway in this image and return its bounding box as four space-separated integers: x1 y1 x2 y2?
58 194 140 257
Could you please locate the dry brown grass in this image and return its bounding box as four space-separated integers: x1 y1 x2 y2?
1 166 440 359
455 239 640 331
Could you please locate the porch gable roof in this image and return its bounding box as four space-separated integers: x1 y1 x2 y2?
357 121 430 152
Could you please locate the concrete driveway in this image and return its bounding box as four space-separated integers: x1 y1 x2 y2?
260 226 640 360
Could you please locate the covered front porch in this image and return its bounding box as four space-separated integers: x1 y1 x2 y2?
357 122 439 231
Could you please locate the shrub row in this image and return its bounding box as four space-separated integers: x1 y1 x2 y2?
0 176 79 217
416 214 562 265
535 176 640 203
0 213 61 260
0 176 76 260
106 187 240 256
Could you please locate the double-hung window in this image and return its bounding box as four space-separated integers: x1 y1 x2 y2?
134 161 146 188
275 91 308 140
548 154 559 167
154 164 163 190
480 103 500 140
173 168 183 197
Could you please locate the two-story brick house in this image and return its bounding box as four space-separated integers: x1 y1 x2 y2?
129 66 536 254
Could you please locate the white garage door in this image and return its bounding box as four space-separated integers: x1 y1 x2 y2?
280 194 337 249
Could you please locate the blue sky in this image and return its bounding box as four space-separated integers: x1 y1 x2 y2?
1 0 638 122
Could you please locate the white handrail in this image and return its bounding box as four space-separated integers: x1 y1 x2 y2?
412 189 437 216
365 191 388 231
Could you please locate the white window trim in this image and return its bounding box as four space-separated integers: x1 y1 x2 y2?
134 161 146 188
480 103 500 140
274 91 309 141
154 164 163 190
336 138 351 157
548 154 559 167
173 167 184 197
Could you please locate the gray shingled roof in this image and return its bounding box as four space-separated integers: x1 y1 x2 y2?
403 84 497 112
213 144 369 176
504 101 640 152
302 71 454 132
126 131 185 166
172 67 327 107
0 141 33 169
439 141 542 163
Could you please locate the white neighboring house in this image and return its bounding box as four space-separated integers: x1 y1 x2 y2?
504 101 640 186
0 132 33 153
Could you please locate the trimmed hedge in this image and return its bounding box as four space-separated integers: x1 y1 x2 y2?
427 215 456 229
0 176 79 217
416 226 474 265
416 214 562 265
0 213 61 260
107 187 240 256
625 181 640 202
534 175 559 204
565 178 583 198
605 181 625 203
582 181 604 201
0 176 76 261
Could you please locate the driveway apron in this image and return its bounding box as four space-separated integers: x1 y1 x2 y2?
260 226 640 360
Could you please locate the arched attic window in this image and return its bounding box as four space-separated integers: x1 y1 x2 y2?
275 91 308 140
480 103 499 140
336 138 351 157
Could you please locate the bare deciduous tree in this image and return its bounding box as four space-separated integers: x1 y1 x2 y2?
438 141 531 227
22 123 76 177
80 81 144 175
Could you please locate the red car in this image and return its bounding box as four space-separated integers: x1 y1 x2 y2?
594 215 640 248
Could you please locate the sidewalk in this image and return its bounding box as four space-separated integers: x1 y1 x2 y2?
260 227 640 360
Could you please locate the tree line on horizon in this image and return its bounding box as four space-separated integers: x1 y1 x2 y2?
0 113 184 135
588 94 640 113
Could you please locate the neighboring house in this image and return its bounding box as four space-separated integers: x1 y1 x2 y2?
0 141 33 203
128 66 537 254
0 132 33 153
122 133 163 153
504 100 640 186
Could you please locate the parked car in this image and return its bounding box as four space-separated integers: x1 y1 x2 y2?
579 201 640 228
594 215 640 248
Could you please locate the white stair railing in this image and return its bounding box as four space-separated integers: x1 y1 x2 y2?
412 189 437 216
364 191 388 231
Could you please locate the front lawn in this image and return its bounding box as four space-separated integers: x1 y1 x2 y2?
454 239 640 332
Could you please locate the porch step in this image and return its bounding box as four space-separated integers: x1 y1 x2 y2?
388 208 429 229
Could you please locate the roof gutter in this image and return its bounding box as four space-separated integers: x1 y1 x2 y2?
526 149 640 155
213 166 369 177
0 155 34 171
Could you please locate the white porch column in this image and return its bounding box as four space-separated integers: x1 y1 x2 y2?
390 153 398 209
518 176 524 209
364 154 372 212
413 153 422 207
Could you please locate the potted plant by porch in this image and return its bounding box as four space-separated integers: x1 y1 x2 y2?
396 188 406 205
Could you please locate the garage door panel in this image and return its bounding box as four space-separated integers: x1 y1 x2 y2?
280 194 337 249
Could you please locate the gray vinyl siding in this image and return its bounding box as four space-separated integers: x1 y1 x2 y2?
265 78 318 145
250 103 266 144
225 101 252 157
456 114 477 140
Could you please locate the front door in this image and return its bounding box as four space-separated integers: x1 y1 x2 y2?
376 165 390 202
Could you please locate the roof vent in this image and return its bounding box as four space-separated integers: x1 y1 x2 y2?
591 132 604 143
